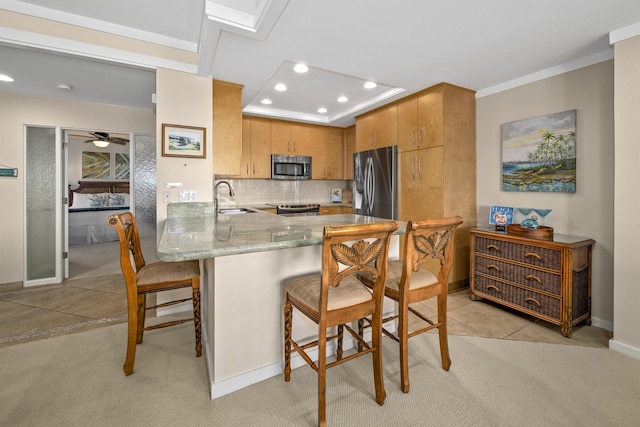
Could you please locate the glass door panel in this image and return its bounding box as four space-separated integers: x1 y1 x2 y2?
25 126 61 286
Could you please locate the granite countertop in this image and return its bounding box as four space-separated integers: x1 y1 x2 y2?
157 203 404 262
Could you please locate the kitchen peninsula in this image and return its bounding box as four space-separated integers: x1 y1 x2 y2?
157 202 406 399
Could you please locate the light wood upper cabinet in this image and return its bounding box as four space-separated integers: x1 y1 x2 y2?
271 121 310 156
309 126 344 179
344 125 356 179
417 85 444 149
213 80 243 175
355 104 397 152
396 97 418 152
241 117 271 178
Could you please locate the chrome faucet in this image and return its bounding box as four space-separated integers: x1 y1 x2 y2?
214 180 235 216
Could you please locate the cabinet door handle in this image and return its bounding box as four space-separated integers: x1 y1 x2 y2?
486 244 501 252
246 163 249 175
524 297 542 307
418 153 423 179
487 284 501 293
253 164 255 175
487 264 501 272
525 274 542 284
411 156 416 180
293 141 296 153
419 128 423 146
412 130 415 146
525 252 542 261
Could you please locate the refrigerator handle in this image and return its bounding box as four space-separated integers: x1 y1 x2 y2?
365 156 375 215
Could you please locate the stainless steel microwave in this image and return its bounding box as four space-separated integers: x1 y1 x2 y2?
271 154 312 180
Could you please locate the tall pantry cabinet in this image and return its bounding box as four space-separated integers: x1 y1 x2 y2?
396 83 476 289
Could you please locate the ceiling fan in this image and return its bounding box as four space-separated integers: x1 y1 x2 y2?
85 132 128 147
70 131 129 147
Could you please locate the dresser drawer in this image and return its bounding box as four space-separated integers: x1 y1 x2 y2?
474 256 561 295
474 275 561 320
474 236 561 271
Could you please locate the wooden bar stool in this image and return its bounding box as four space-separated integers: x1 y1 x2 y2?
283 221 398 427
108 211 202 376
360 216 463 392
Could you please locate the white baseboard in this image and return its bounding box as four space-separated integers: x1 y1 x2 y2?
590 316 613 332
609 338 640 360
208 327 378 400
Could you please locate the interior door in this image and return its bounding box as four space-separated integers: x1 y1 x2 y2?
24 125 63 287
63 130 69 278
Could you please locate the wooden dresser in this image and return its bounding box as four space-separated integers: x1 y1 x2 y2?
470 228 595 337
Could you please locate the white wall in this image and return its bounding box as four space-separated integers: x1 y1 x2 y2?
0 92 155 285
612 35 640 357
155 68 213 234
476 61 615 330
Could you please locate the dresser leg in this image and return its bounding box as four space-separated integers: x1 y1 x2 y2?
469 292 482 301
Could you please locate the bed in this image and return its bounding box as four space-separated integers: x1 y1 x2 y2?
68 180 130 244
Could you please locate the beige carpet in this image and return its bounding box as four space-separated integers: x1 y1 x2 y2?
1 323 639 426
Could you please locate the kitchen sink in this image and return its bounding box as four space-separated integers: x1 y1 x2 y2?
217 208 256 215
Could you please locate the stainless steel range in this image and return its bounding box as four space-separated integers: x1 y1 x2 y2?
276 203 320 216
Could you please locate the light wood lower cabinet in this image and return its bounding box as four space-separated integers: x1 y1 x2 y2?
398 147 443 220
319 205 352 215
470 228 595 337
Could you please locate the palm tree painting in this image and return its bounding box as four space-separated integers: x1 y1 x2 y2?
501 110 576 192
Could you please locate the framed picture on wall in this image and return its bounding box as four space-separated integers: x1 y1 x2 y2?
501 110 576 192
161 124 206 159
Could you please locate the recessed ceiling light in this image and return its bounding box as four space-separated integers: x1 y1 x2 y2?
56 83 72 91
317 107 327 113
275 83 287 91
364 81 377 89
294 63 309 73
337 96 348 103
261 98 273 105
0 74 15 82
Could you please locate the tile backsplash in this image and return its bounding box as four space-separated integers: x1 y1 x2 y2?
213 178 352 206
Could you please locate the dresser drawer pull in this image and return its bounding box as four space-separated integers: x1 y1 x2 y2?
524 252 542 261
486 244 501 252
525 274 542 284
487 264 501 272
487 284 501 293
524 297 542 307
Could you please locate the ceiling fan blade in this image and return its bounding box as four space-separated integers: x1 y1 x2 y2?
108 137 129 144
90 131 109 140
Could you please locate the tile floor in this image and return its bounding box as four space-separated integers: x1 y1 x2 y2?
0 241 612 349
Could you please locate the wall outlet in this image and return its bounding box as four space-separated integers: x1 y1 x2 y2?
163 191 170 203
179 190 198 202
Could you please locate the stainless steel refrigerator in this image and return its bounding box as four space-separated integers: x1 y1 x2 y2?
353 145 398 219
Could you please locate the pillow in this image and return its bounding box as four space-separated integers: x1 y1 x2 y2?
88 193 109 207
108 193 128 207
71 192 101 209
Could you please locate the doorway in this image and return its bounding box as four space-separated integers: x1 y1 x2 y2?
24 127 156 285
64 130 157 280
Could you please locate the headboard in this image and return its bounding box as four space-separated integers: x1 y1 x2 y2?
69 180 130 207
